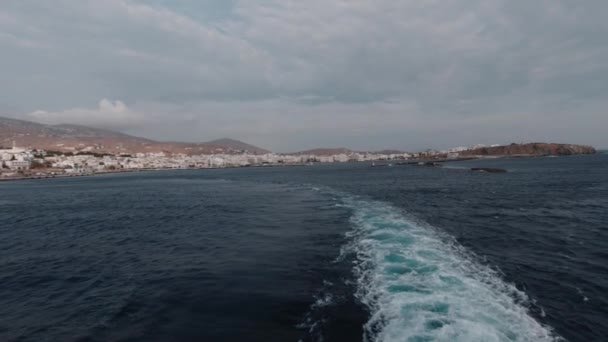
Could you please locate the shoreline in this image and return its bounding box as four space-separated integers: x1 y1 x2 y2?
0 163 311 183
0 153 599 183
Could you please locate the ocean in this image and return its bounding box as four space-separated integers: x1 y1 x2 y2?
1 154 606 342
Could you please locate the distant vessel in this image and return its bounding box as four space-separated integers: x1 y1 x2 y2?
371 161 390 167
471 167 507 173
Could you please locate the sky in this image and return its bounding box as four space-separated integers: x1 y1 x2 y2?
1 0 607 152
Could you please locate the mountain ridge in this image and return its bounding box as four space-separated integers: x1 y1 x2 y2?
204 138 270 154
1 116 598 157
0 116 269 155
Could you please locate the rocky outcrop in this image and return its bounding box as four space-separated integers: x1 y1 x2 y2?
460 143 596 157
418 162 443 167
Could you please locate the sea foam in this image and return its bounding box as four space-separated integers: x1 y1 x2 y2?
340 196 560 342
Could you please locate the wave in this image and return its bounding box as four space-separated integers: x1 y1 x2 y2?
339 196 561 342
298 286 336 342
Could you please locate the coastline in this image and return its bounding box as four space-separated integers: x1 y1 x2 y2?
1 153 599 183
0 163 310 183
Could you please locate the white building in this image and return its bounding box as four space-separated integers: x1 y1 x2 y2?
0 142 32 170
5 160 31 170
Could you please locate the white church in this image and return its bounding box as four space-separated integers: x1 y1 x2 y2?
1 142 33 170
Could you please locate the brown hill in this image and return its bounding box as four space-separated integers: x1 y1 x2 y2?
0 116 270 155
292 148 353 156
460 143 596 157
205 138 270 154
292 147 408 156
372 149 407 155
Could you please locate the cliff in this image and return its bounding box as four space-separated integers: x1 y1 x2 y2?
460 143 596 157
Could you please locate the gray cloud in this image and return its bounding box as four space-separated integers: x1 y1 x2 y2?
1 0 607 150
25 99 145 131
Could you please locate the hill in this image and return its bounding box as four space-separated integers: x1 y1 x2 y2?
205 138 270 154
291 147 408 156
0 116 269 155
459 143 596 157
292 148 353 156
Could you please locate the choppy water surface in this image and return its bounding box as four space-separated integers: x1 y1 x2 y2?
1 154 607 341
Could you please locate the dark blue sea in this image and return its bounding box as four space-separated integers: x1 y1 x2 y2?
1 154 607 342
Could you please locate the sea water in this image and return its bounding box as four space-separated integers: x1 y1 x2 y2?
1 154 606 341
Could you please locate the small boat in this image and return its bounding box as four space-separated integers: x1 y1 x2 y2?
471 167 507 173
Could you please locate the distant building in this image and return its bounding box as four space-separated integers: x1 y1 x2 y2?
0 142 32 170
448 146 469 153
6 160 31 170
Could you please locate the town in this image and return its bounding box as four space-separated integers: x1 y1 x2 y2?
0 141 485 180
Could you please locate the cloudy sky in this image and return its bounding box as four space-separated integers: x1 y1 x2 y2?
1 0 607 151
